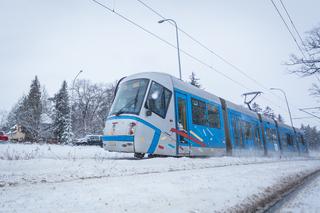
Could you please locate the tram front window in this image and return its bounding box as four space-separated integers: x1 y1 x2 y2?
145 81 172 118
110 79 149 116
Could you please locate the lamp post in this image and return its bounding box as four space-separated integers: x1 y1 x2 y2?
158 19 182 80
71 70 83 137
270 88 294 129
73 70 83 90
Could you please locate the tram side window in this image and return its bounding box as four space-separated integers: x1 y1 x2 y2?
286 133 293 146
232 117 240 146
266 128 277 142
191 98 207 125
145 81 172 118
254 126 262 148
207 104 220 128
281 133 288 147
244 122 252 140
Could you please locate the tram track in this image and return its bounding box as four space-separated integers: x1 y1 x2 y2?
227 167 320 213
260 169 320 212
1 158 319 188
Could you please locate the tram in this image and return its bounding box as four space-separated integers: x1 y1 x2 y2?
102 72 308 158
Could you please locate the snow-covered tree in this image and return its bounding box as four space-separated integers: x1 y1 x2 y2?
251 102 262 113
189 72 201 88
14 76 42 142
39 87 54 141
0 110 8 131
53 81 73 144
6 96 24 129
276 114 284 124
263 106 275 120
301 124 320 150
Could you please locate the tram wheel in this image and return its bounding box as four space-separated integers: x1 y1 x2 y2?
134 153 145 159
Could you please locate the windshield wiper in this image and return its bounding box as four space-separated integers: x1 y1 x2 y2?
114 87 141 116
117 89 141 116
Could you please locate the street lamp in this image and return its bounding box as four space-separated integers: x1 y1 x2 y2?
270 88 294 129
158 19 182 80
73 70 83 90
70 70 83 138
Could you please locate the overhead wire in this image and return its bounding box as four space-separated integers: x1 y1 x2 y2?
90 0 288 111
136 0 286 102
278 0 314 61
90 1 252 90
270 0 307 59
271 0 320 122
278 0 305 51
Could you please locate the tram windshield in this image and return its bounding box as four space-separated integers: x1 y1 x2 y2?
109 79 149 116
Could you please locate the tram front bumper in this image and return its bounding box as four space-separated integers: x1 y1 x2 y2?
102 135 134 153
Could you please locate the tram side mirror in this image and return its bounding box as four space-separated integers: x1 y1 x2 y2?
146 109 152 116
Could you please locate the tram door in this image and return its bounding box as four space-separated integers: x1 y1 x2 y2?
232 118 244 149
175 92 190 155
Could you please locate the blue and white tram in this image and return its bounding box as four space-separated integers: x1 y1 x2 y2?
102 72 307 158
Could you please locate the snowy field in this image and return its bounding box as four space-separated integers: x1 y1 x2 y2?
1 143 320 212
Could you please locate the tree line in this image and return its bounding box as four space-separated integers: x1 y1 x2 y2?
1 22 319 146
2 76 115 143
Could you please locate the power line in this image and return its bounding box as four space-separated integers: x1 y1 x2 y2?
292 116 317 120
278 0 305 49
299 107 320 110
299 108 320 120
90 0 285 110
270 0 307 59
136 0 285 102
279 0 313 59
90 1 250 90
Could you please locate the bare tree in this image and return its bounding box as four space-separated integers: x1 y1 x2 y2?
287 25 320 103
251 102 262 113
72 79 115 138
263 106 276 120
310 83 320 100
287 25 320 76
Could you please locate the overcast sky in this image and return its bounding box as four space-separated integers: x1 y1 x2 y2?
0 0 319 128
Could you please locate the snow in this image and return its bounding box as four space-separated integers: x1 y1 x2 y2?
277 174 320 212
1 143 320 212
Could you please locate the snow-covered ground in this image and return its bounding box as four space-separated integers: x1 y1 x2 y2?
1 143 320 212
277 174 320 212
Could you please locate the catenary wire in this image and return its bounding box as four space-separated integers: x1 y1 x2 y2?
135 0 318 121
136 0 286 102
270 0 307 59
90 0 289 110
278 0 313 59
278 0 305 50
90 0 253 90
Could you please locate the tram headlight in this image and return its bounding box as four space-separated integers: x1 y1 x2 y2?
129 122 137 135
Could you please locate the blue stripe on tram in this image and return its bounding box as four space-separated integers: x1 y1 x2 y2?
106 115 161 154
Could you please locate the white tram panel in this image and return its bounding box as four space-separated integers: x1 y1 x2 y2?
104 72 177 156
134 72 176 155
